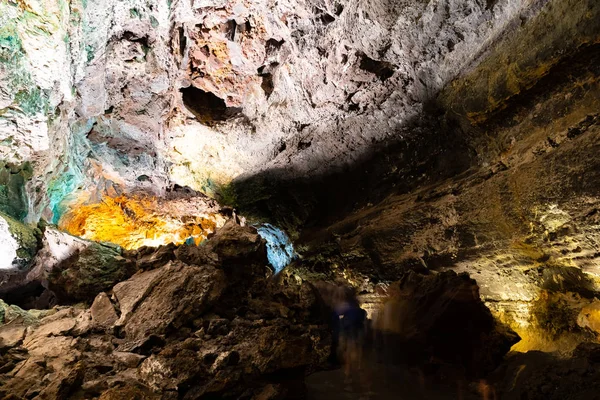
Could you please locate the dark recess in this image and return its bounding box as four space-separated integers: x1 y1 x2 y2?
228 106 474 234
320 13 335 25
358 52 396 81
178 26 186 57
260 73 274 97
180 86 242 124
266 38 285 54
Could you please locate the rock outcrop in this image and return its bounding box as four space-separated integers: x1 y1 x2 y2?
371 271 519 378
0 212 39 270
0 223 331 399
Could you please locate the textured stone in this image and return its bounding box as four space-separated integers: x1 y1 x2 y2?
121 261 226 341
90 292 118 329
0 224 331 399
0 212 39 270
5 0 592 226
0 324 26 349
46 237 136 303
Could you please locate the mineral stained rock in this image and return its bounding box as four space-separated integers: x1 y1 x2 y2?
58 191 229 250
4 0 598 225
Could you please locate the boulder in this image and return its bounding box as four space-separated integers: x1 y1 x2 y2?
41 228 137 303
90 292 118 329
117 261 227 341
372 270 519 377
1 227 136 307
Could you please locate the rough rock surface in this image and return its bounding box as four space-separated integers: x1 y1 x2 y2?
0 223 331 399
0 212 39 270
291 9 600 354
1 0 600 397
0 227 134 307
58 190 230 250
3 0 597 226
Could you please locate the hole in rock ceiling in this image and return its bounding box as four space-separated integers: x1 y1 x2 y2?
180 86 242 124
254 223 297 273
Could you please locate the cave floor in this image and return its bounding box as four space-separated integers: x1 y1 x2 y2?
306 362 481 400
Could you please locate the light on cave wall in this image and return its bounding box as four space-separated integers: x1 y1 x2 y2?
59 195 226 250
254 223 297 273
0 216 19 269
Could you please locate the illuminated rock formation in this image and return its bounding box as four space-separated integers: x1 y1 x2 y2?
59 193 228 250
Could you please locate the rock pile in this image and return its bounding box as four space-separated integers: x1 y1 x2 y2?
0 222 331 399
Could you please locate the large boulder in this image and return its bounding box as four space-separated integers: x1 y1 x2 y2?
372 270 519 377
1 227 137 307
113 261 227 341
35 228 136 303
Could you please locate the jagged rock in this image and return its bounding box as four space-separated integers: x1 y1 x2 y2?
488 343 600 400
204 220 267 264
0 324 27 349
90 292 118 329
43 231 136 303
118 261 227 341
0 224 330 399
0 228 137 307
126 243 177 270
0 299 38 326
97 385 160 400
112 351 146 368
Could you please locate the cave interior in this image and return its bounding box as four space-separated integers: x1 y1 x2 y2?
1 0 600 399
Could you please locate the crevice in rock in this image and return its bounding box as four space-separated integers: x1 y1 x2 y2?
265 38 285 54
319 13 335 25
260 73 274 98
223 20 237 41
178 26 186 58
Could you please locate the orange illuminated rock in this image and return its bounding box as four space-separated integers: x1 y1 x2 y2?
59 194 228 250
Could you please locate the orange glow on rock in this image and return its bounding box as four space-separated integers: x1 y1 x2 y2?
59 195 227 250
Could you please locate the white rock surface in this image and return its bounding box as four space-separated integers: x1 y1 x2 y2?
0 216 19 270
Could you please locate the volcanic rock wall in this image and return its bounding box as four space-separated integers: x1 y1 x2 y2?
0 0 561 226
293 0 600 354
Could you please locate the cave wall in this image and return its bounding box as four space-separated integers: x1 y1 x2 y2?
294 0 600 353
1 0 560 225
3 0 600 352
